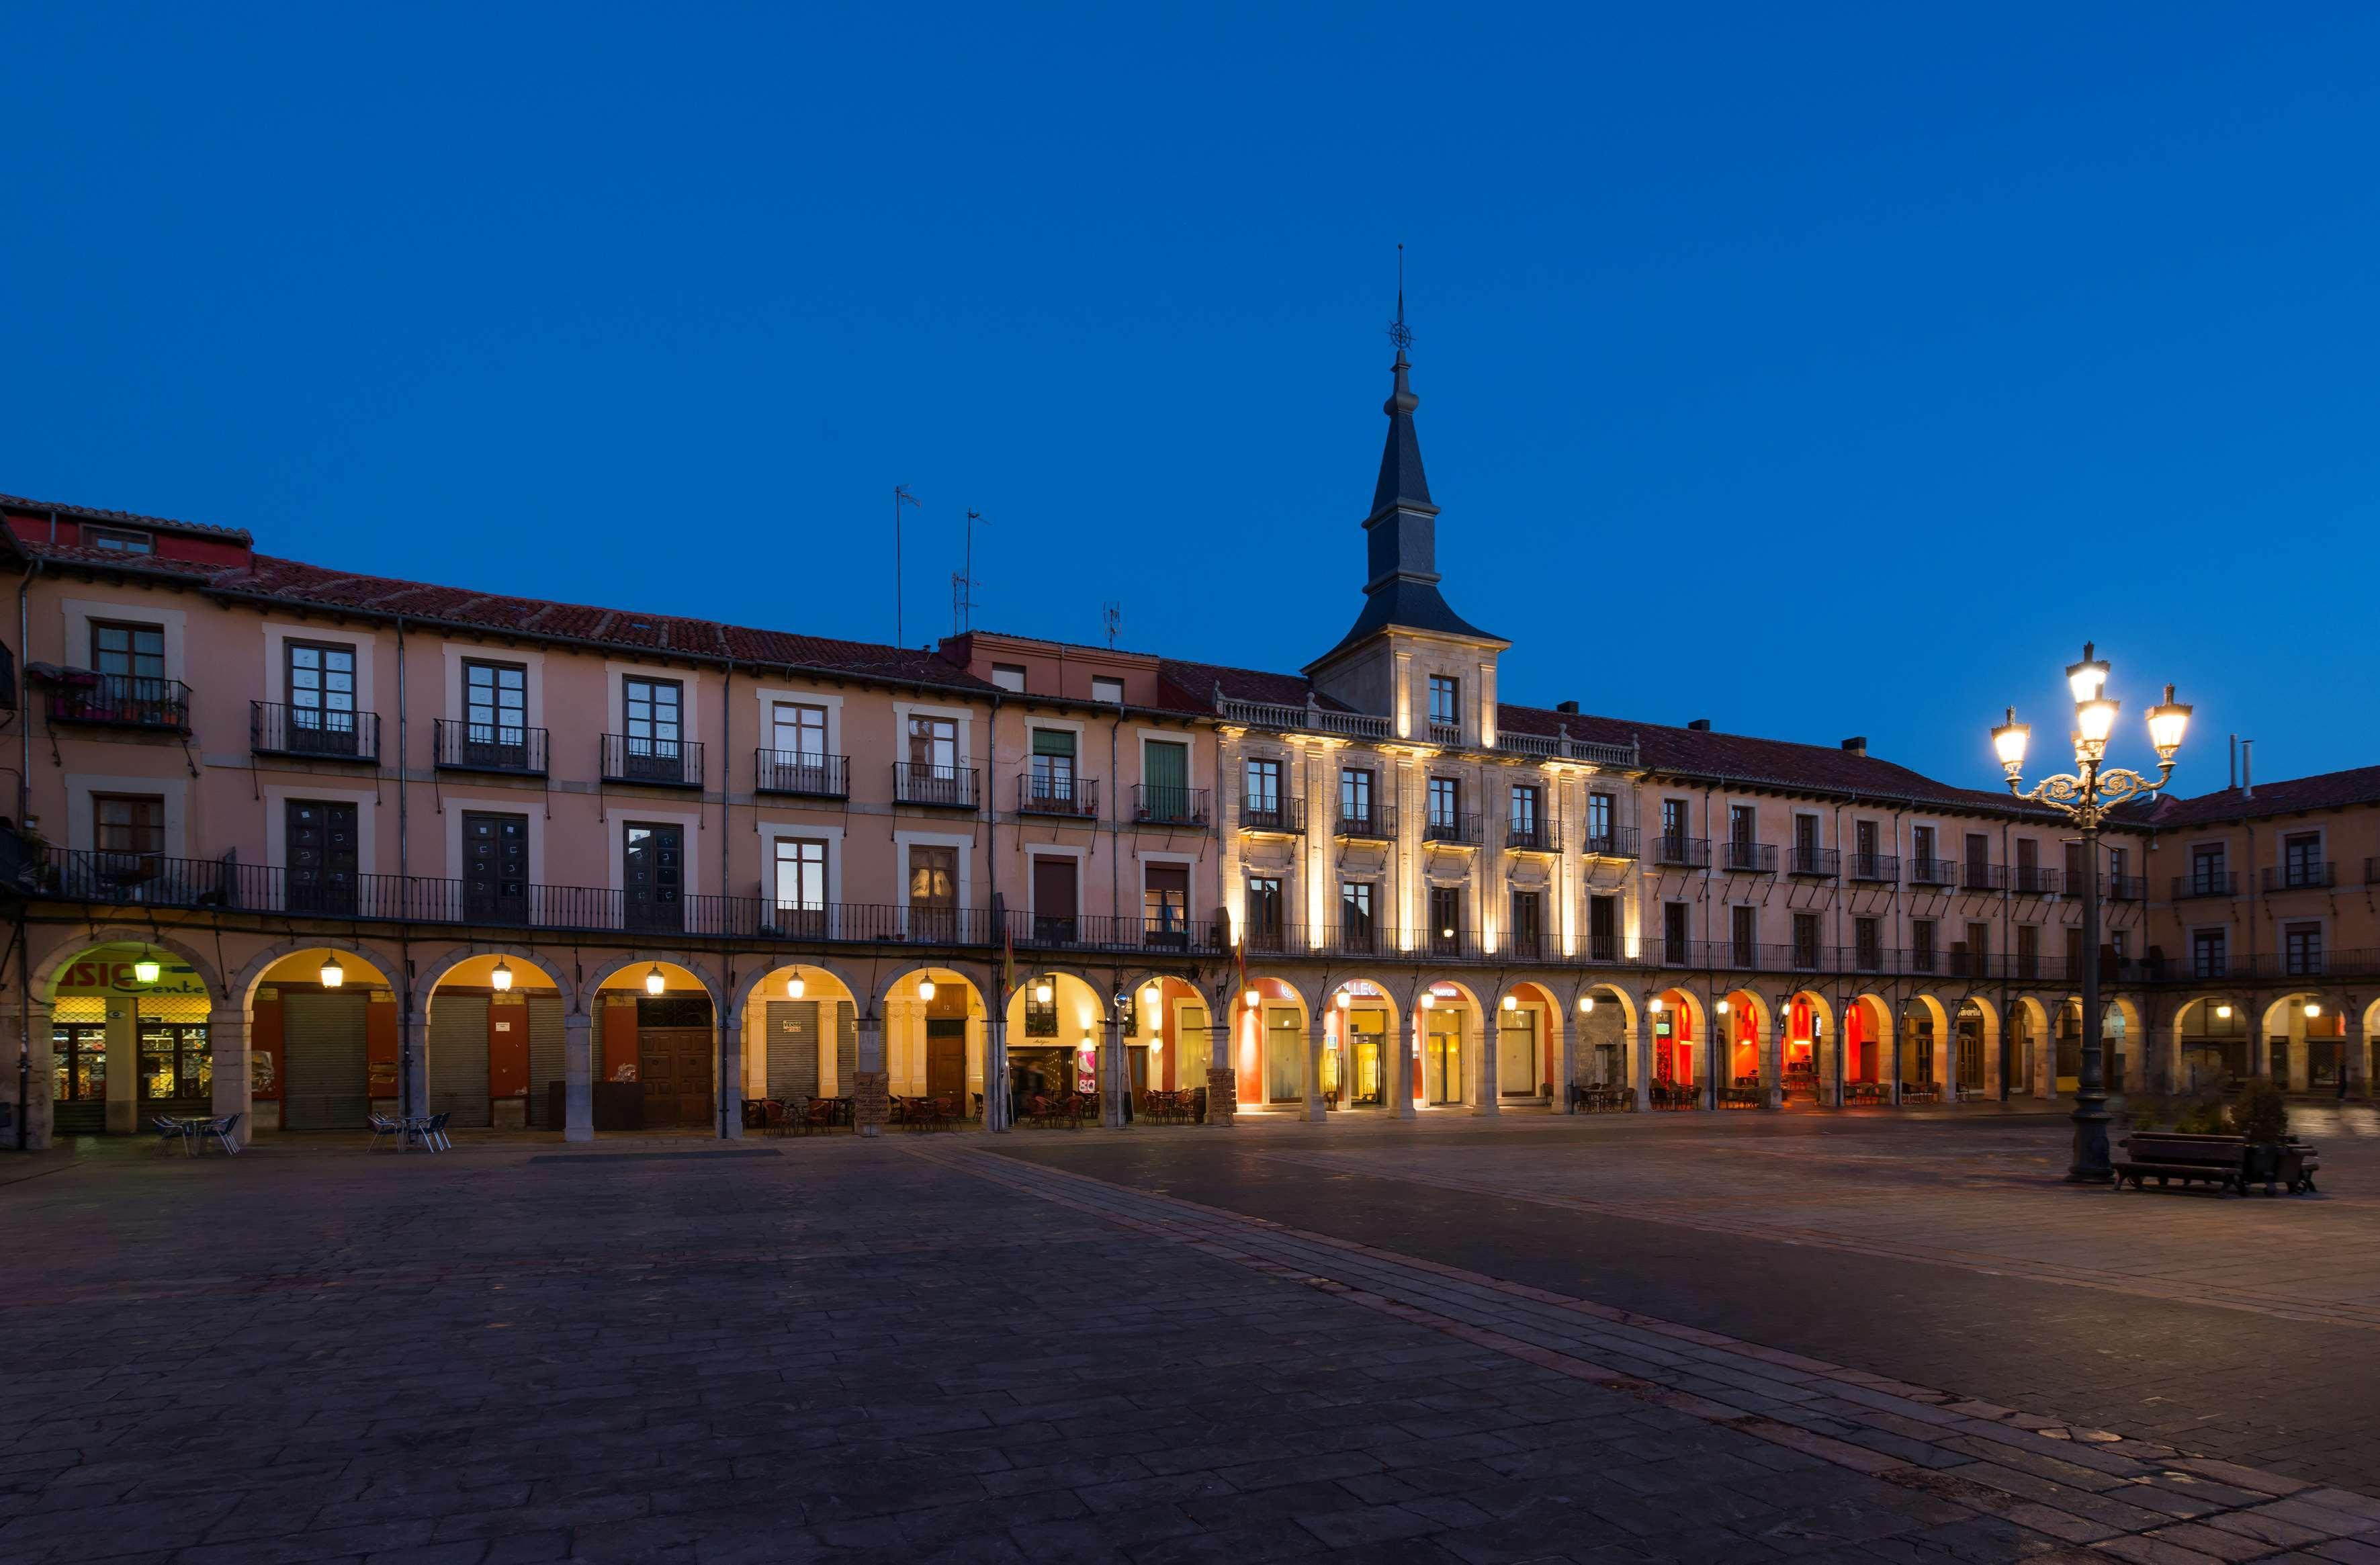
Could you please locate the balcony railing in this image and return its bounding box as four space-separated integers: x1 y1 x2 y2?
1131 784 1209 827
1788 846 1839 879
1017 772 1100 819
1237 793 1305 834
895 762 980 810
1505 819 1559 853
1581 825 1639 859
1423 811 1481 846
2174 870 2238 899
1655 834 1711 868
601 734 704 789
1720 840 1777 874
1907 856 1958 886
1848 853 1899 883
1428 721 1462 746
1335 803 1397 841
2011 866 2062 896
754 750 849 799
1012 911 1227 954
251 702 380 764
2105 874 2146 902
434 718 549 776
2263 862 2336 892
1960 862 2004 892
1211 695 1640 766
48 673 192 731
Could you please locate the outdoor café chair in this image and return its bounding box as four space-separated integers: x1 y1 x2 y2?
200 1113 243 1155
151 1114 193 1156
366 1112 402 1151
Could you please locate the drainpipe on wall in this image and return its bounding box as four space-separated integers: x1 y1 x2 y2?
16 555 39 1150
719 660 732 1138
395 617 414 1123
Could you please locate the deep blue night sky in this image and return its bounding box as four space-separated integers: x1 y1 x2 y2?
3 5 2373 793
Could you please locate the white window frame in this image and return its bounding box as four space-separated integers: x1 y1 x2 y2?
61 598 187 682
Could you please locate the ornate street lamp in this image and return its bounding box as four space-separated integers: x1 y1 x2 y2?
1991 641 2191 1182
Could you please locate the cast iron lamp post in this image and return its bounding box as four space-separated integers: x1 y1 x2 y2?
1990 643 2192 1182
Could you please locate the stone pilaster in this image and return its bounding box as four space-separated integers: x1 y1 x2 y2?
563 1012 594 1142
1303 1014 1327 1122
210 1017 252 1145
1205 1065 1236 1126
18 999 53 1149
719 1005 744 1138
854 1014 888 1136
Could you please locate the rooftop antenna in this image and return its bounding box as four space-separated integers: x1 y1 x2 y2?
892 484 918 645
960 508 985 633
1388 241 1413 355
1102 601 1122 650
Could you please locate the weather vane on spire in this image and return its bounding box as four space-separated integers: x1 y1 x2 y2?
1387 242 1413 355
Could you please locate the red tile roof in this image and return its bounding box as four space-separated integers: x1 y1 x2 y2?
0 491 253 543
1158 658 1362 713
2142 766 2380 828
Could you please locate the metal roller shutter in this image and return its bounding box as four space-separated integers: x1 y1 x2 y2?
766 1001 819 1100
282 993 369 1130
527 995 566 1127
430 994 492 1128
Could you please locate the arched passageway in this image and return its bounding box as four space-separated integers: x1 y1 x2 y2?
44 939 223 1136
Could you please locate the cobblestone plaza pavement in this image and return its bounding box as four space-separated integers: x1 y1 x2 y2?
7 1110 2380 1564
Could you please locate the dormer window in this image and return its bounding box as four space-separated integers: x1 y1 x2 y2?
1092 676 1125 705
86 525 152 555
990 664 1026 693
1427 675 1459 727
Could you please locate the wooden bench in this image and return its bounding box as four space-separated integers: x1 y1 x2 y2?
2115 1132 2246 1196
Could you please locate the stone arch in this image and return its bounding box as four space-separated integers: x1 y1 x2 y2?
224 937 398 1015
1319 977 1404 1112
2170 992 2250 1095
1646 985 1706 1104
36 924 228 1005
1230 973 1314 1110
1496 978 1565 1106
2259 990 2346 1091
1414 977 1486 1110
1843 991 1894 1096
1783 989 1834 1101
1952 991 2000 1098
580 951 726 1016
727 954 871 1021
2009 993 2054 1098
1714 986 1770 1091
1904 992 1953 1100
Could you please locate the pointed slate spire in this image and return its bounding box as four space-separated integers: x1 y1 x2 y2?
1310 272 1501 666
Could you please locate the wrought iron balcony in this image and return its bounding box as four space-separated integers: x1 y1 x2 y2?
2173 870 2238 899
48 673 191 731
1013 910 1226 954
1237 793 1305 834
1847 852 1899 883
1907 856 1958 887
1017 772 1100 819
2263 862 2336 892
1505 818 1559 853
2104 874 2147 902
1719 840 1777 874
1788 846 1839 879
1131 783 1208 827
1960 862 2004 892
1581 825 1640 859
251 702 379 764
1655 834 1711 868
1423 811 1481 846
895 762 980 810
1335 803 1397 841
754 749 850 799
602 734 704 789
2011 866 2062 895
434 717 548 776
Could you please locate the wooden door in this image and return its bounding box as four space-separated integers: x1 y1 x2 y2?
288 799 359 914
1030 855 1076 942
464 811 528 923
638 1026 713 1126
624 822 685 932
925 1018 966 1107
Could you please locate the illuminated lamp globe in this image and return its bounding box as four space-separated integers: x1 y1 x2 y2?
1501 993 1517 1012
1242 987 1260 1009
1716 998 1730 1016
1141 982 1161 1010
644 963 665 996
2066 641 2111 703
2304 1001 2322 1019
490 958 513 993
2076 697 2120 748
1033 977 1053 1005
1990 709 2030 774
1578 994 1595 1014
1650 996 1665 1014
132 956 162 985
1419 991 1435 1011
319 954 345 989
2215 1004 2233 1020
1335 990 1351 1010
2146 684 2193 760
916 977 936 1001
785 973 805 999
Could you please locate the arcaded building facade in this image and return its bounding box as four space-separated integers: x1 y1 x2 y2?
1 343 2357 1149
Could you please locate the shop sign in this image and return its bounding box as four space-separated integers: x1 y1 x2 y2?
54 947 209 999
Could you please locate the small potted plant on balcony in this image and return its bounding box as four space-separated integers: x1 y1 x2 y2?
2230 1080 2293 1193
